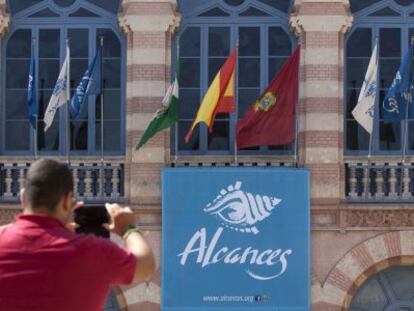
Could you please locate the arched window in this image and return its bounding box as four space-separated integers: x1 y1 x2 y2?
2 0 125 155
349 265 414 310
345 0 414 155
176 0 295 155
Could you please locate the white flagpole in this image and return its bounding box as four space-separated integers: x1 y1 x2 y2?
66 39 71 164
100 36 105 199
365 37 378 199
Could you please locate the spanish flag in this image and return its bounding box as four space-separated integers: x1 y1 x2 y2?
185 48 237 143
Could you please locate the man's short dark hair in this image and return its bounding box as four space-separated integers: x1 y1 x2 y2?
24 159 74 212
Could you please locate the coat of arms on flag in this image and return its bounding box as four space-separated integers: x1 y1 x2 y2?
254 92 277 112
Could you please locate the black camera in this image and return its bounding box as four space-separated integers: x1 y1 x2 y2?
74 205 110 238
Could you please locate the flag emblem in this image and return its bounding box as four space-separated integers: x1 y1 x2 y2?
52 78 66 96
254 92 277 112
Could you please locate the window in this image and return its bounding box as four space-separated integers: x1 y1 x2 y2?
3 0 124 155
345 0 414 155
175 0 295 155
350 265 414 310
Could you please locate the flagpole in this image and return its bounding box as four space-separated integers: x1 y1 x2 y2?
32 37 38 160
99 36 105 199
66 39 71 165
293 41 302 168
399 36 414 197
293 114 298 168
234 39 239 166
174 36 179 164
364 37 378 199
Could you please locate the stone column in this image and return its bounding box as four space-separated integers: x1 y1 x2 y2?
290 2 353 310
118 1 179 310
119 0 179 212
0 0 10 89
290 0 352 208
0 0 8 35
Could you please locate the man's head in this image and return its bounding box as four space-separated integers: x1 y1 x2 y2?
21 159 74 223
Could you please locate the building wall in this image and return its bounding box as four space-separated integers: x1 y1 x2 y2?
1 0 414 310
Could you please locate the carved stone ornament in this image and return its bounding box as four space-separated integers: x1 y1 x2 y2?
347 210 414 227
289 0 353 35
118 0 180 34
0 3 10 36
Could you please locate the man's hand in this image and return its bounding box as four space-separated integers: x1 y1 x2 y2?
105 203 136 237
105 203 156 283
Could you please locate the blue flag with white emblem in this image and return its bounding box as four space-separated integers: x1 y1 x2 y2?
70 46 102 119
382 48 414 122
28 43 37 129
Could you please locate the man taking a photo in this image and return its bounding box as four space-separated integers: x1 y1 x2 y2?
0 158 155 310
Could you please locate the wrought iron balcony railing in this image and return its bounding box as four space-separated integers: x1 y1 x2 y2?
0 161 124 203
346 161 414 203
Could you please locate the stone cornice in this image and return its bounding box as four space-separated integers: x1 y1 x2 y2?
0 1 10 36
290 0 353 35
118 0 180 34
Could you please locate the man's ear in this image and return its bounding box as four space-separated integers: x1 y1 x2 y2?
20 188 26 210
63 192 73 212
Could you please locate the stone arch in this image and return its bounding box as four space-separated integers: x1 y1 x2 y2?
314 230 414 310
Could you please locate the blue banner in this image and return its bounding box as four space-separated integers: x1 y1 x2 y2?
28 42 37 129
70 46 102 119
162 168 310 311
382 47 414 122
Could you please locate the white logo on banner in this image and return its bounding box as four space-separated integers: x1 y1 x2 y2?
204 181 281 234
178 182 292 281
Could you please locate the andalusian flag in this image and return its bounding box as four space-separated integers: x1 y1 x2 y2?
185 48 237 143
135 62 179 150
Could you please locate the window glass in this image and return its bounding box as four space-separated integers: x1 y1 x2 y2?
5 29 31 151
379 28 401 152
4 1 124 155
350 266 414 310
179 27 201 151
6 29 31 58
5 122 30 150
224 0 244 6
68 29 88 58
95 29 122 152
29 9 59 18
38 29 60 151
65 24 86 147
8 0 42 14
258 0 291 12
349 275 388 311
54 0 75 7
346 28 372 58
349 0 382 13
208 27 230 150
345 28 372 152
86 0 121 13
394 0 414 5
177 1 294 154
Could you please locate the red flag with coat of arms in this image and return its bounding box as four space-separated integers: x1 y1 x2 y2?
236 46 300 149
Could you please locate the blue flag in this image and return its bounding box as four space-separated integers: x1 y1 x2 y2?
382 48 414 122
70 46 102 119
27 43 37 129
